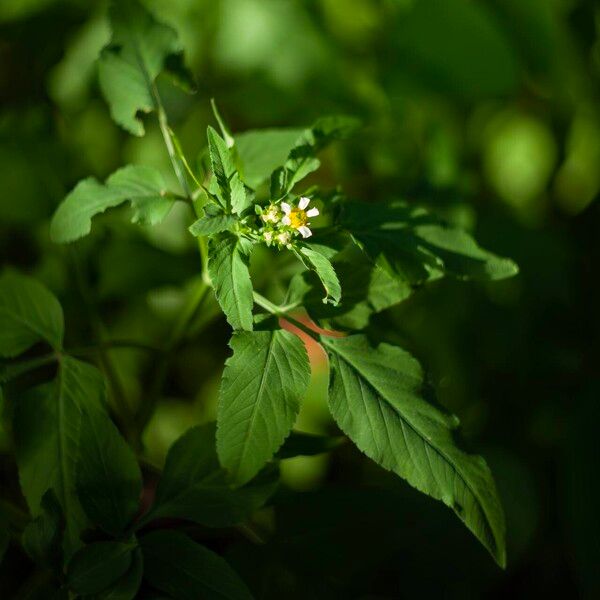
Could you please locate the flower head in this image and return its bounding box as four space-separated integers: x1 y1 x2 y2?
261 204 281 224
280 197 319 238
276 231 292 246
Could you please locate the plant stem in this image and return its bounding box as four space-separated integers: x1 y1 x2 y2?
252 291 321 342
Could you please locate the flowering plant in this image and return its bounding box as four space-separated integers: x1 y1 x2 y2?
0 0 519 596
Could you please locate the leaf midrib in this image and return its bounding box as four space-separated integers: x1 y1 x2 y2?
235 332 277 477
324 339 496 549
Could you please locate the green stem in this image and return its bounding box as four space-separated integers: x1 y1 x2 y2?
252 291 321 342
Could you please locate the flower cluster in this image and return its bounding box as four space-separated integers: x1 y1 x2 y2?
257 197 319 248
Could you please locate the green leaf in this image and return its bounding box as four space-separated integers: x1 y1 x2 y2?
50 165 176 244
207 126 249 214
217 329 311 485
276 431 345 459
208 234 254 331
290 244 414 330
189 204 237 237
76 409 142 535
141 423 277 528
22 490 64 571
321 334 506 566
67 541 134 595
211 99 235 149
0 271 64 357
141 530 254 600
282 115 360 192
14 357 107 558
99 0 193 136
341 200 518 283
298 246 342 306
94 547 143 600
235 128 304 188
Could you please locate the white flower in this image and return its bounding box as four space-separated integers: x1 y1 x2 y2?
280 197 319 238
261 204 281 224
263 230 274 244
276 231 292 246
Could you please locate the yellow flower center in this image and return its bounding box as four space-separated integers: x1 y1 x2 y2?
288 208 308 228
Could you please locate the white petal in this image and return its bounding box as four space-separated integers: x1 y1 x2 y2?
281 216 291 225
306 207 319 217
298 226 312 238
298 197 310 210
281 202 291 214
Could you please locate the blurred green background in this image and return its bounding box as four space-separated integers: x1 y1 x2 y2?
1 0 599 597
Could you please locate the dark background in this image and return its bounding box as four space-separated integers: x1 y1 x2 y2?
1 0 599 597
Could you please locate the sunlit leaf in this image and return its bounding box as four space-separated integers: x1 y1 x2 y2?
189 204 237 237
298 245 341 306
51 165 176 243
322 334 506 566
217 328 311 485
208 233 254 331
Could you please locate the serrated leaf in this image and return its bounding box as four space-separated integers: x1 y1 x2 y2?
298 246 341 305
76 410 142 535
141 530 254 600
67 541 134 595
0 271 64 357
207 126 249 214
99 0 194 136
22 490 64 571
189 205 237 237
322 334 506 566
217 329 311 485
290 244 414 330
14 357 107 559
51 165 176 243
341 200 518 283
276 431 345 459
207 233 254 331
140 423 277 528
